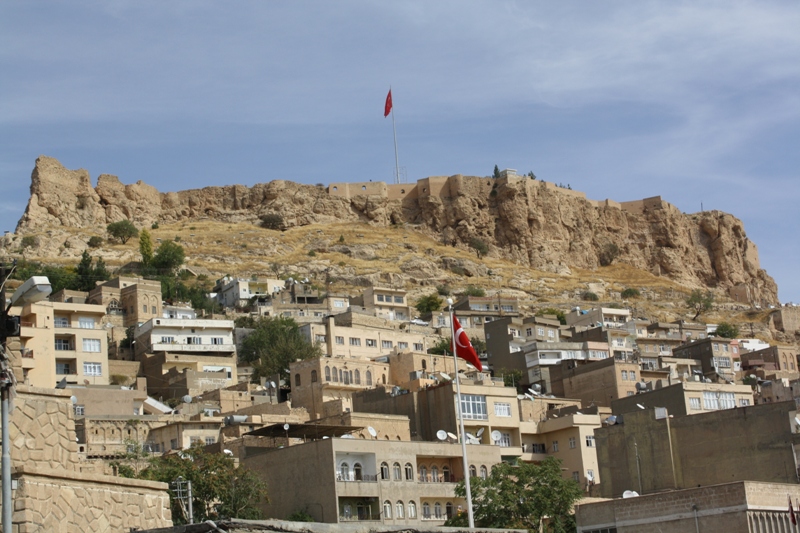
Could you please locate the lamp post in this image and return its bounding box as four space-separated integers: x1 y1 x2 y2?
1 269 52 532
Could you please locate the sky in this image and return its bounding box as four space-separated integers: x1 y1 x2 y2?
1 1 798 302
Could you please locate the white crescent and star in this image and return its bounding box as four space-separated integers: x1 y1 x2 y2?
455 327 469 349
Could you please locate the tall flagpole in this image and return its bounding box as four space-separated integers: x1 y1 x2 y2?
390 87 400 184
448 298 475 528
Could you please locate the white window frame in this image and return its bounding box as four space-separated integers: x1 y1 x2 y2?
494 402 511 417
78 317 95 329
82 338 102 353
83 362 102 376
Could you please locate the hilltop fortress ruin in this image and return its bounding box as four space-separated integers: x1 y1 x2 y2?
9 156 778 304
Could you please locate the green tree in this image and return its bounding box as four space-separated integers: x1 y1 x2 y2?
598 243 620 266
428 337 451 356
107 220 139 244
260 213 285 231
462 285 486 297
535 307 566 325
500 368 525 388
74 250 109 291
445 457 582 532
469 237 489 259
111 438 152 479
87 236 104 248
493 165 501 179
621 288 640 299
415 293 443 314
715 321 740 339
687 289 714 320
139 229 154 268
238 316 322 383
151 241 186 275
140 444 268 524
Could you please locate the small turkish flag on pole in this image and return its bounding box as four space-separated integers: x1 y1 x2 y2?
451 315 483 372
384 89 393 117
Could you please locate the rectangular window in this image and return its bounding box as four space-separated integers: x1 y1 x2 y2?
552 440 559 452
335 336 344 345
376 294 385 302
142 304 147 313
526 328 532 337
349 338 361 346
151 306 156 314
621 370 628 381
170 439 178 450
315 335 326 343
83 339 100 353
585 435 595 447
713 343 719 351
548 330 555 338
187 336 202 345
645 344 652 352
740 399 750 406
501 305 513 312
161 336 175 344
54 316 69 328
494 402 511 417
83 362 102 376
413 343 424 351
537 327 544 336
703 391 736 410
74 405 85 416
394 296 404 304
572 472 580 482
56 361 73 375
55 338 72 351
713 357 732 368
723 344 729 352
211 337 225 345
690 397 701 410
382 340 393 349
499 432 511 447
569 437 576 449
190 437 202 446
460 394 488 420
78 317 95 329
205 437 216 445
629 371 636 380
334 300 345 308
366 339 377 347
398 342 408 349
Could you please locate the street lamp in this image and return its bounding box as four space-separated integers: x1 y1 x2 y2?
1 269 52 531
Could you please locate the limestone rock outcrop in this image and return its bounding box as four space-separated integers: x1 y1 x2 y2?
12 156 779 303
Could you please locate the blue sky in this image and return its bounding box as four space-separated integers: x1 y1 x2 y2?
1 1 798 302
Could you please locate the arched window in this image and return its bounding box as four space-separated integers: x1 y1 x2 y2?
393 462 402 480
434 502 443 519
431 466 439 482
469 465 477 478
331 366 338 382
421 359 427 370
382 373 387 384
381 462 389 480
396 501 405 518
366 370 373 386
408 501 417 518
354 463 363 481
354 369 361 384
343 371 350 385
405 463 414 480
294 373 301 386
419 465 428 482
325 366 331 381
383 500 392 519
442 465 451 482
422 502 431 519
446 503 454 519
480 465 488 479
349 370 354 383
311 370 318 382
339 369 344 382
339 462 349 481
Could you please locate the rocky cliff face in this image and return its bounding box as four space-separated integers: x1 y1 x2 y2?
13 156 778 303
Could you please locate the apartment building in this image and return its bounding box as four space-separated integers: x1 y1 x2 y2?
522 341 611 393
350 286 412 321
611 381 754 417
134 316 238 399
485 316 562 373
243 437 506 524
212 275 284 309
87 276 163 327
672 337 739 382
565 307 631 329
569 326 635 360
300 313 437 360
594 401 800 498
15 300 110 387
740 345 799 373
549 356 641 407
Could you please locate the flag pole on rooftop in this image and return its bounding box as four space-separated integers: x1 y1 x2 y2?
384 87 401 184
447 298 476 528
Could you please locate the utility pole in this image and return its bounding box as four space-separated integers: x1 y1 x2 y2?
1 262 15 532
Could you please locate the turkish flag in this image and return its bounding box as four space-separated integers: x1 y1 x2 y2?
451 315 483 372
384 89 393 117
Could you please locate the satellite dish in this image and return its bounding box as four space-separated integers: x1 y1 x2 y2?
794 417 800 427
439 373 452 381
70 396 78 405
476 427 485 437
466 432 476 440
517 394 525 400
636 404 645 410
490 430 502 442
524 393 535 401
223 449 234 456
367 426 377 438
606 415 617 425
270 381 277 389
447 432 458 441
183 395 193 404
283 423 290 431
436 430 448 441
341 434 355 439
622 490 640 498
56 377 67 389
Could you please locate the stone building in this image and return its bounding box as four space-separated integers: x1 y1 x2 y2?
610 381 754 417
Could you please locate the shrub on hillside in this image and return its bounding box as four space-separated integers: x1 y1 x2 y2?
582 292 599 301
260 213 285 231
88 236 104 248
621 288 640 299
